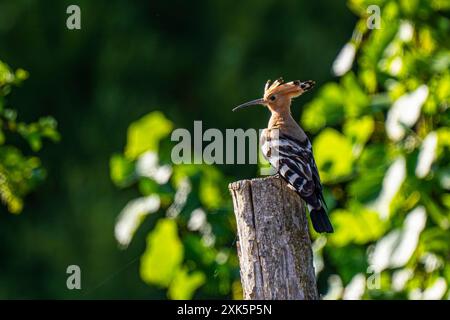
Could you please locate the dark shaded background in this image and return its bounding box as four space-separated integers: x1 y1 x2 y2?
0 0 355 298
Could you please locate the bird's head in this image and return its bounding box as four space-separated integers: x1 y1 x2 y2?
233 77 315 113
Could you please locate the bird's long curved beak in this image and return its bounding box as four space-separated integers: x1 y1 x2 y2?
232 98 265 112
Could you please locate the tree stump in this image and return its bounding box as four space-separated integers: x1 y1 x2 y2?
228 176 318 300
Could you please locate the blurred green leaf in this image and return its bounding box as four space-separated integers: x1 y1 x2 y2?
110 154 135 187
168 267 205 300
341 73 370 117
125 111 173 160
421 227 450 255
327 245 368 284
140 219 183 287
0 146 46 214
199 166 225 210
14 68 29 82
344 116 374 149
302 83 345 133
330 205 386 247
313 128 354 183
348 144 389 202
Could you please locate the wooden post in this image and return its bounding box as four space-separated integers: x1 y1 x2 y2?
228 176 318 300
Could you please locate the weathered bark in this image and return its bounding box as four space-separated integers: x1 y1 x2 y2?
228 176 318 300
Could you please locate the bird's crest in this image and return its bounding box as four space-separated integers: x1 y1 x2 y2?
233 77 315 112
263 77 314 100
264 77 284 94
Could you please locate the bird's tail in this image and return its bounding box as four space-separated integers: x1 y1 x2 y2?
310 207 334 233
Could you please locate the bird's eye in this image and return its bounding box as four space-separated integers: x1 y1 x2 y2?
293 80 300 86
270 95 276 101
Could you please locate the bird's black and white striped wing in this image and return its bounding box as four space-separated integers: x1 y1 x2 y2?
261 129 333 233
261 130 324 209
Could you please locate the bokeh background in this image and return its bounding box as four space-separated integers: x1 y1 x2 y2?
0 0 448 299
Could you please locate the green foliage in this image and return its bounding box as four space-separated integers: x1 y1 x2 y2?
313 128 354 183
307 0 450 299
111 111 239 299
110 154 135 188
330 205 386 247
125 111 173 160
0 60 59 214
140 219 184 287
168 267 206 300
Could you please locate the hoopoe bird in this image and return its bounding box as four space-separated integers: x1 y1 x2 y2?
233 78 334 233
